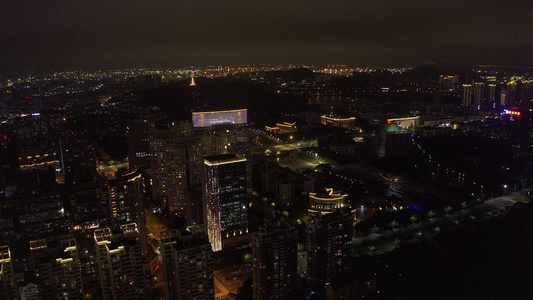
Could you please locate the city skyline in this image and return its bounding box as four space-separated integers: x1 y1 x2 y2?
2 1 533 72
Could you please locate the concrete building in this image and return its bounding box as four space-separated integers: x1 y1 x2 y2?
0 246 17 300
94 226 146 300
170 231 214 300
307 208 353 289
253 220 298 300
29 238 84 300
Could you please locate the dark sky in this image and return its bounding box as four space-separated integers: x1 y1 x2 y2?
1 0 533 71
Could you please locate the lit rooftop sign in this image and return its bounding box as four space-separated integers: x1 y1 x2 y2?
192 109 247 128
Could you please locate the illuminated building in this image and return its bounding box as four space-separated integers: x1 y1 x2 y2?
462 84 473 106
252 220 298 300
474 82 484 105
149 122 192 217
488 83 497 105
0 246 17 300
265 122 298 133
308 188 349 215
29 238 84 300
307 208 353 289
70 221 102 299
192 109 247 128
94 226 146 300
203 154 249 252
107 171 147 255
386 116 420 129
321 114 356 128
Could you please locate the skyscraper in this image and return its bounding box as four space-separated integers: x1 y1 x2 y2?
149 122 192 217
203 154 249 252
252 220 298 300
307 208 353 289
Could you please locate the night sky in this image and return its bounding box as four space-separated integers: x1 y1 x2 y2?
1 0 533 71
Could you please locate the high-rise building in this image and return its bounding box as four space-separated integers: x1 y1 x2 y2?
203 154 249 252
474 82 484 106
107 171 147 255
149 122 192 217
160 230 214 300
94 226 146 300
0 246 17 300
127 120 153 170
61 139 97 189
170 231 214 300
307 208 353 289
29 237 84 300
488 83 497 105
462 84 473 106
70 221 102 300
252 220 298 300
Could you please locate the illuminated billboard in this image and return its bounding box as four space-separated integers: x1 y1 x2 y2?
192 109 247 128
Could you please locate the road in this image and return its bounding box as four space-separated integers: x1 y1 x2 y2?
353 187 531 256
146 209 169 239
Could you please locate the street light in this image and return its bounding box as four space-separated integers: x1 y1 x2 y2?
503 184 508 196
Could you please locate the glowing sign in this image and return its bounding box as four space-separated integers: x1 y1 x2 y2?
192 109 247 128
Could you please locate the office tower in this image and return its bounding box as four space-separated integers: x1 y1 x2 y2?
473 82 484 105
149 122 192 217
229 140 253 195
94 226 146 300
29 238 84 300
107 171 148 255
127 119 153 170
203 154 249 252
252 220 298 300
462 84 473 106
307 208 353 289
0 246 17 300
